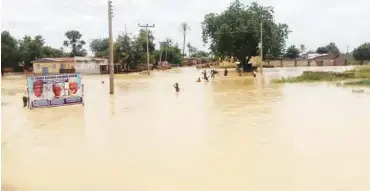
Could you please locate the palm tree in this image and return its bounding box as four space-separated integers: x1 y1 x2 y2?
180 22 191 58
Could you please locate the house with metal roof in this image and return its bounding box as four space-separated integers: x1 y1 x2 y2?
32 57 109 75
32 57 75 75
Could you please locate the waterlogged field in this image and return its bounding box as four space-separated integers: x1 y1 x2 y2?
2 67 370 191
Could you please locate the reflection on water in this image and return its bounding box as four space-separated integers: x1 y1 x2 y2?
2 67 370 191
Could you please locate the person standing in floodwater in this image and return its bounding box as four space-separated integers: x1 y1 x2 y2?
22 90 28 108
224 68 228 76
202 70 209 81
238 68 242 76
252 70 257 77
174 83 180 92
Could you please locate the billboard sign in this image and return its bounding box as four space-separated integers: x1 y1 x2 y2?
27 73 84 108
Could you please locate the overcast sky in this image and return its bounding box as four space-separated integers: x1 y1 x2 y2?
2 0 369 55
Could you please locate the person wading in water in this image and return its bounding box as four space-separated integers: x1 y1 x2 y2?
210 70 218 79
252 70 257 77
202 70 209 81
22 90 28 108
174 83 180 92
224 68 228 76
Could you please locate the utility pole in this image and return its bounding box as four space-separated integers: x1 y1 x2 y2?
346 44 350 65
165 41 168 62
108 0 114 94
159 42 163 64
138 23 155 75
259 21 263 74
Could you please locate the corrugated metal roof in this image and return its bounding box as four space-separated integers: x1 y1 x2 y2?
32 57 74 63
32 57 107 63
306 53 329 59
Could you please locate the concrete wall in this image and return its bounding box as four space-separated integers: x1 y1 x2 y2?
33 61 74 75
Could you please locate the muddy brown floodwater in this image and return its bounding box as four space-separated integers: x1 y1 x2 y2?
2 67 370 191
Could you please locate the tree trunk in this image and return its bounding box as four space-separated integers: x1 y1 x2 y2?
240 56 253 72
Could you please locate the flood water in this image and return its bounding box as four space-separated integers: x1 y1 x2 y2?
2 67 370 191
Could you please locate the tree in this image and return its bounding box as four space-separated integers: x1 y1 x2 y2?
18 35 45 68
316 42 339 54
90 38 109 57
316 47 329 54
325 42 340 54
42 46 65 58
353 43 370 61
284 45 300 58
201 1 290 67
1 31 20 70
114 34 136 69
63 30 87 56
180 22 191 58
194 50 210 58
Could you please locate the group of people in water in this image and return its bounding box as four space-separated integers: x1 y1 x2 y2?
174 68 257 92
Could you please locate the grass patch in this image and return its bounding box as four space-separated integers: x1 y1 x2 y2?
350 67 370 78
273 71 356 83
273 66 370 83
343 79 370 86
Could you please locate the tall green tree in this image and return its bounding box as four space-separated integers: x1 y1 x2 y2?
316 42 340 54
284 45 300 58
63 30 87 56
316 47 329 54
114 34 137 69
353 43 370 61
1 31 20 70
325 42 340 54
18 35 45 67
131 29 156 65
90 38 109 57
202 0 290 64
180 22 191 57
42 46 65 58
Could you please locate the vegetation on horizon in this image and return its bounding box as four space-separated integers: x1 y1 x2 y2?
2 28 209 71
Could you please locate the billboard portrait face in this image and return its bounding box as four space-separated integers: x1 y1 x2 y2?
69 82 78 94
52 83 63 98
33 80 44 97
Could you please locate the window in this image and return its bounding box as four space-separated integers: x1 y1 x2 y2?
52 64 56 69
61 64 65 69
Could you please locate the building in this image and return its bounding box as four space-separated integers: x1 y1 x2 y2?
74 57 108 74
32 57 75 75
32 57 109 75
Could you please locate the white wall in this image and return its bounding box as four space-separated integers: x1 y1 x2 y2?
75 60 101 74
